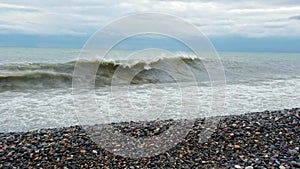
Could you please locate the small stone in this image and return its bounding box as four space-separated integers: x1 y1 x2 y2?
80 149 86 154
66 157 73 160
234 145 241 149
92 150 97 154
239 155 245 159
279 166 286 169
270 145 275 149
269 157 277 163
7 152 13 157
291 161 300 167
3 162 11 167
245 166 253 169
287 149 298 156
234 165 242 169
33 156 39 161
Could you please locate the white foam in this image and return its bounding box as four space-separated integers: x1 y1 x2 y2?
0 78 299 132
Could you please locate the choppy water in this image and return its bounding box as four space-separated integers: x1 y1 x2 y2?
0 47 300 132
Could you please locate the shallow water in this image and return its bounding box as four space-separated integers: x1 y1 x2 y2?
0 48 300 132
1 78 299 132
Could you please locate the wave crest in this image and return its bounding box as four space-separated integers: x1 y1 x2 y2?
0 56 206 90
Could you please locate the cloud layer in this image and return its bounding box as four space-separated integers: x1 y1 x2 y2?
1 0 300 37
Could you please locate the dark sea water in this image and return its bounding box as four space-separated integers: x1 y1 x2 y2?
0 47 299 132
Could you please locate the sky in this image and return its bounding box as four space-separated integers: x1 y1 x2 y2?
0 0 300 52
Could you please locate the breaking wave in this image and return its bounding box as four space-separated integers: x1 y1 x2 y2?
0 56 207 90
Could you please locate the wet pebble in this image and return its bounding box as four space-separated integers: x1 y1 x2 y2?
287 149 298 156
279 166 286 169
0 108 299 168
234 164 242 168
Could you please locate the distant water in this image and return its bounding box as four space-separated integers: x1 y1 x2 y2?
0 47 300 132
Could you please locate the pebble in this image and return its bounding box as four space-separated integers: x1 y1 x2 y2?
287 149 298 156
255 132 261 135
269 157 277 163
80 149 86 154
33 156 39 161
279 166 286 169
234 145 241 149
234 165 242 168
291 161 300 167
0 108 299 168
7 151 13 157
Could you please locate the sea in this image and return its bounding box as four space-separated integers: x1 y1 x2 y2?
0 47 299 132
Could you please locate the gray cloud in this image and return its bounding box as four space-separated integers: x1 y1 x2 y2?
289 15 300 20
0 0 299 37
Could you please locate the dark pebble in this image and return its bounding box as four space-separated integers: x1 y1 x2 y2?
0 108 299 168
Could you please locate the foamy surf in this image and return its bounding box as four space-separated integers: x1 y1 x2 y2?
0 48 300 132
0 56 208 90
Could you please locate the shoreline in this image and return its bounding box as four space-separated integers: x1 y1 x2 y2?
0 108 299 168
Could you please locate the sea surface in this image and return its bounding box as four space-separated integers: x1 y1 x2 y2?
0 47 299 132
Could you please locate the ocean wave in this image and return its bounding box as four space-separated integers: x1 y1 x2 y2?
0 56 207 90
0 72 72 90
68 56 201 68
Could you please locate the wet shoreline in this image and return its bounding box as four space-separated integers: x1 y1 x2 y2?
0 108 299 168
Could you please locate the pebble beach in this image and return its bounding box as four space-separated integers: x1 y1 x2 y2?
0 108 299 169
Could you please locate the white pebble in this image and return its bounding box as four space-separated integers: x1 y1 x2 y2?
279 166 286 169
234 165 242 169
245 166 253 169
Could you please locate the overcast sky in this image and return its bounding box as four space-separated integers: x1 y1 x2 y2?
1 0 300 51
